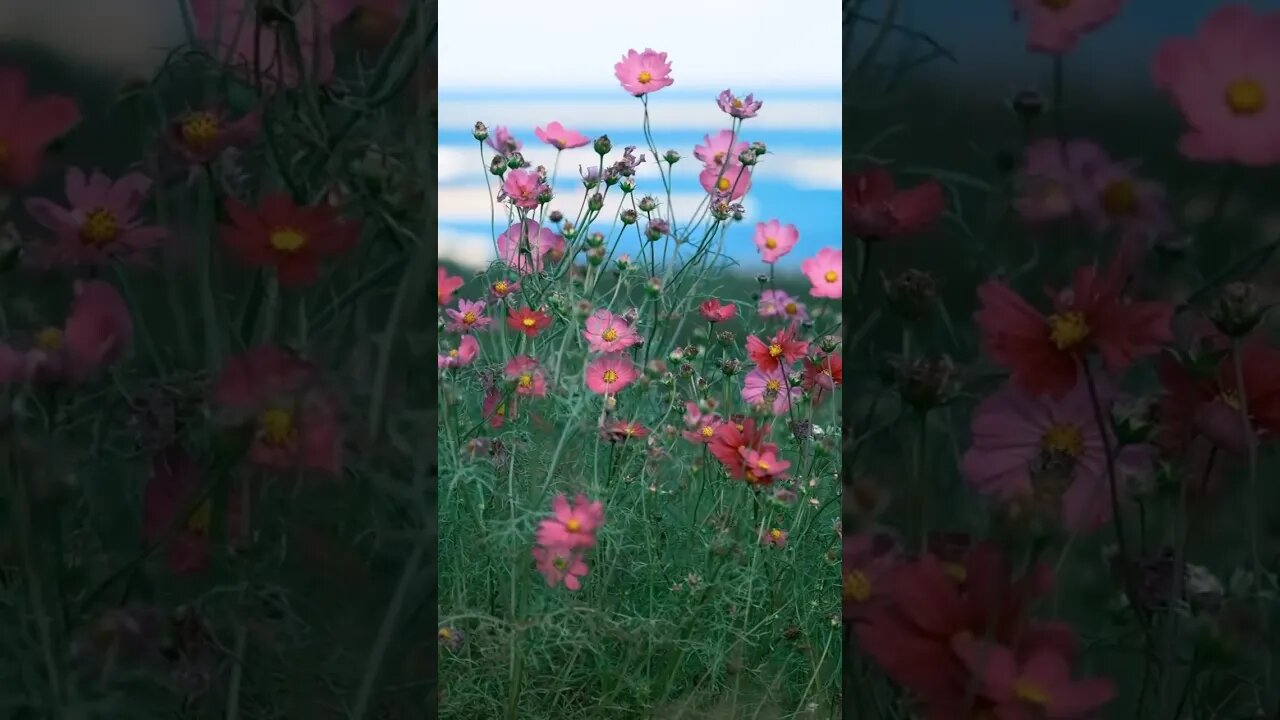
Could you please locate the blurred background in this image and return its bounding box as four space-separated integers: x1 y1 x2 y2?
437 0 842 275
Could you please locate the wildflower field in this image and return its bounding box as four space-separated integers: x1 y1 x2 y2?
436 51 845 718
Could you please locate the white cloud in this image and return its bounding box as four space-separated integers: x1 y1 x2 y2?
440 99 840 133
438 228 496 271
766 155 843 190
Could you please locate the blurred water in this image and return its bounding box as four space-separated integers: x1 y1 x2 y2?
437 87 842 274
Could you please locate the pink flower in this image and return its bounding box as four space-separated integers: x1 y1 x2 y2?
505 355 547 397
497 220 562 276
486 126 522 154
717 89 763 119
0 66 81 189
760 528 789 547
758 289 809 322
19 280 135 385
962 378 1155 532
746 325 809 373
742 367 802 415
699 298 737 323
489 278 520 301
23 168 168 268
1072 146 1172 237
586 353 638 394
583 309 640 353
445 299 491 333
614 48 674 96
534 121 590 150
953 632 1116 718
212 345 344 476
699 162 752 199
219 193 360 288
1152 4 1280 166
1011 0 1126 55
681 402 723 444
694 130 748 168
143 444 247 574
500 168 548 210
532 546 590 591
438 267 464 306
752 219 799 263
192 0 346 90
844 166 946 240
483 389 510 428
167 107 260 165
535 493 605 551
740 447 791 486
438 335 479 369
801 247 843 299
1014 138 1093 223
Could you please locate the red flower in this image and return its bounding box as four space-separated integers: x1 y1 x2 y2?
1157 340 1280 455
975 258 1173 398
220 193 360 288
0 66 81 189
507 307 552 338
745 324 809 372
699 298 737 323
439 267 465 306
709 417 773 480
844 165 945 241
143 444 247 574
843 532 900 621
802 352 843 403
603 420 649 443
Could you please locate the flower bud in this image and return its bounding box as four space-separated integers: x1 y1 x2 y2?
717 330 735 347
749 141 767 156
586 246 605 266
645 277 662 297
616 254 632 271
738 149 757 166
884 269 938 322
819 335 840 353
1209 282 1265 338
638 196 658 212
645 219 669 242
548 210 563 223
586 231 605 248
594 135 612 155
663 149 681 164
489 156 506 176
895 355 961 411
588 193 604 212
472 121 488 141
721 359 742 377
506 152 525 170
620 177 636 194
621 208 638 225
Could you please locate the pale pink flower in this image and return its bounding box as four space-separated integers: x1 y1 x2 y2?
445 299 491 333
583 309 640 353
486 126 522 154
1070 145 1173 237
758 289 809 322
535 493 605 551
586 353 638 394
717 89 763 119
534 121 590 150
801 247 843 299
614 48 674 96
753 219 799 263
500 168 548 210
438 335 479 369
505 355 547 397
699 162 752 200
497 220 563 275
166 106 261 165
1014 138 1092 224
760 527 789 547
1011 0 1126 54
694 130 749 168
1152 4 1280 166
24 168 168 268
532 546 590 591
742 367 802 416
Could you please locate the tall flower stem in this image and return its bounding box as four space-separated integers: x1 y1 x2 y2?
1081 363 1134 595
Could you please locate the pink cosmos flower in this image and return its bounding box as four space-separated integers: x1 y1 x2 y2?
500 168 548 210
438 335 479 369
760 528 789 547
1014 138 1093 224
212 345 344 476
962 378 1155 532
532 545 590 591
845 166 946 240
192 0 347 90
490 278 520 301
1152 4 1280 166
953 633 1116 718
535 493 605 551
505 355 547 397
1072 145 1172 237
681 402 723 444
483 389 510 428
586 353 638 394
742 367 802 415
699 299 737 323
534 121 590 150
614 48 674 96
24 168 168 268
14 280 135 385
167 107 260 165
1011 0 1126 55
758 289 810 322
699 161 752 200
143 444 247 575
497 220 563 276
438 267 464 305
740 447 791 486
717 89 763 119
583 309 640 353
603 420 649 443
445 299 491 333
486 126 522 154
0 66 81 189
801 247 843 299
753 220 799 263
746 325 809 373
694 130 749 168
220 193 361 288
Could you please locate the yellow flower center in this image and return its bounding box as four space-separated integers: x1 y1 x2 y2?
494 280 509 294
1226 79 1265 115
187 499 213 533
602 327 619 342
785 303 798 315
495 404 506 417
769 528 782 541
765 237 777 249
35 327 63 351
269 228 307 252
638 71 652 84
700 425 715 438
258 408 294 445
80 208 119 246
768 343 783 358
765 379 782 393
757 459 770 471
1013 679 1050 705
180 111 220 145
1101 180 1138 216
518 374 533 388
843 570 871 602
553 557 568 570
824 270 838 283
448 349 459 358
1047 311 1090 350
602 369 619 384
522 317 536 328
462 312 477 325
716 177 731 192
438 628 453 641
1042 423 1084 457
566 518 581 532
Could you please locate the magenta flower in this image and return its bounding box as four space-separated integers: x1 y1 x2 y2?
752 219 799 263
742 367 802 416
14 280 135 385
535 493 605 551
583 309 640 353
694 130 749 168
1070 144 1172 237
585 353 638 394
1011 0 1125 54
486 125 522 154
24 168 168 268
953 633 1116 718
1152 4 1280 166
438 267 464 306
192 0 345 90
699 299 737 323
500 168 548 210
758 289 809 323
1014 138 1093 224
0 66 81 189
534 121 590 150
143 444 247 574
760 528 789 547
532 546 590 591
505 355 548 398
614 48 674 96
438 335 479 369
445 299 491 334
801 248 843 299
681 402 723 444
699 162 752 200
717 89 763 119
497 220 563 276
167 107 260 165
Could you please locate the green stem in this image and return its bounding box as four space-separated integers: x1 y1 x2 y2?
369 239 428 440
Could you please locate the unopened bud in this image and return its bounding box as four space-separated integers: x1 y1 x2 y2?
738 149 757 166
594 135 612 155
884 269 938 322
548 210 563 223
620 177 636 193
721 359 742 377
896 355 961 411
588 193 604 212
638 196 658 212
1209 282 1265 338
472 121 488 141
663 149 681 164
621 208 638 225
749 141 766 156
586 231 605 248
